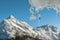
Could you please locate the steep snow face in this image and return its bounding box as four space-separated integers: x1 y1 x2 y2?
0 15 37 39
35 24 60 40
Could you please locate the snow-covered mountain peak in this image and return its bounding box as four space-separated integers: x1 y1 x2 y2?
6 15 16 20
0 15 38 39
0 16 60 40
34 24 60 40
36 24 58 33
41 24 58 31
8 15 15 19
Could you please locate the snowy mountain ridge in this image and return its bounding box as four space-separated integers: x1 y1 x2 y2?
34 25 60 40
0 15 60 40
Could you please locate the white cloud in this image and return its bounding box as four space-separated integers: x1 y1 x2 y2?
30 14 36 21
29 0 60 20
29 0 60 12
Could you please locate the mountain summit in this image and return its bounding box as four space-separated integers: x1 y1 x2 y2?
0 16 60 40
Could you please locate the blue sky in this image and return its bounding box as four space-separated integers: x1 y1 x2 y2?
0 0 60 28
